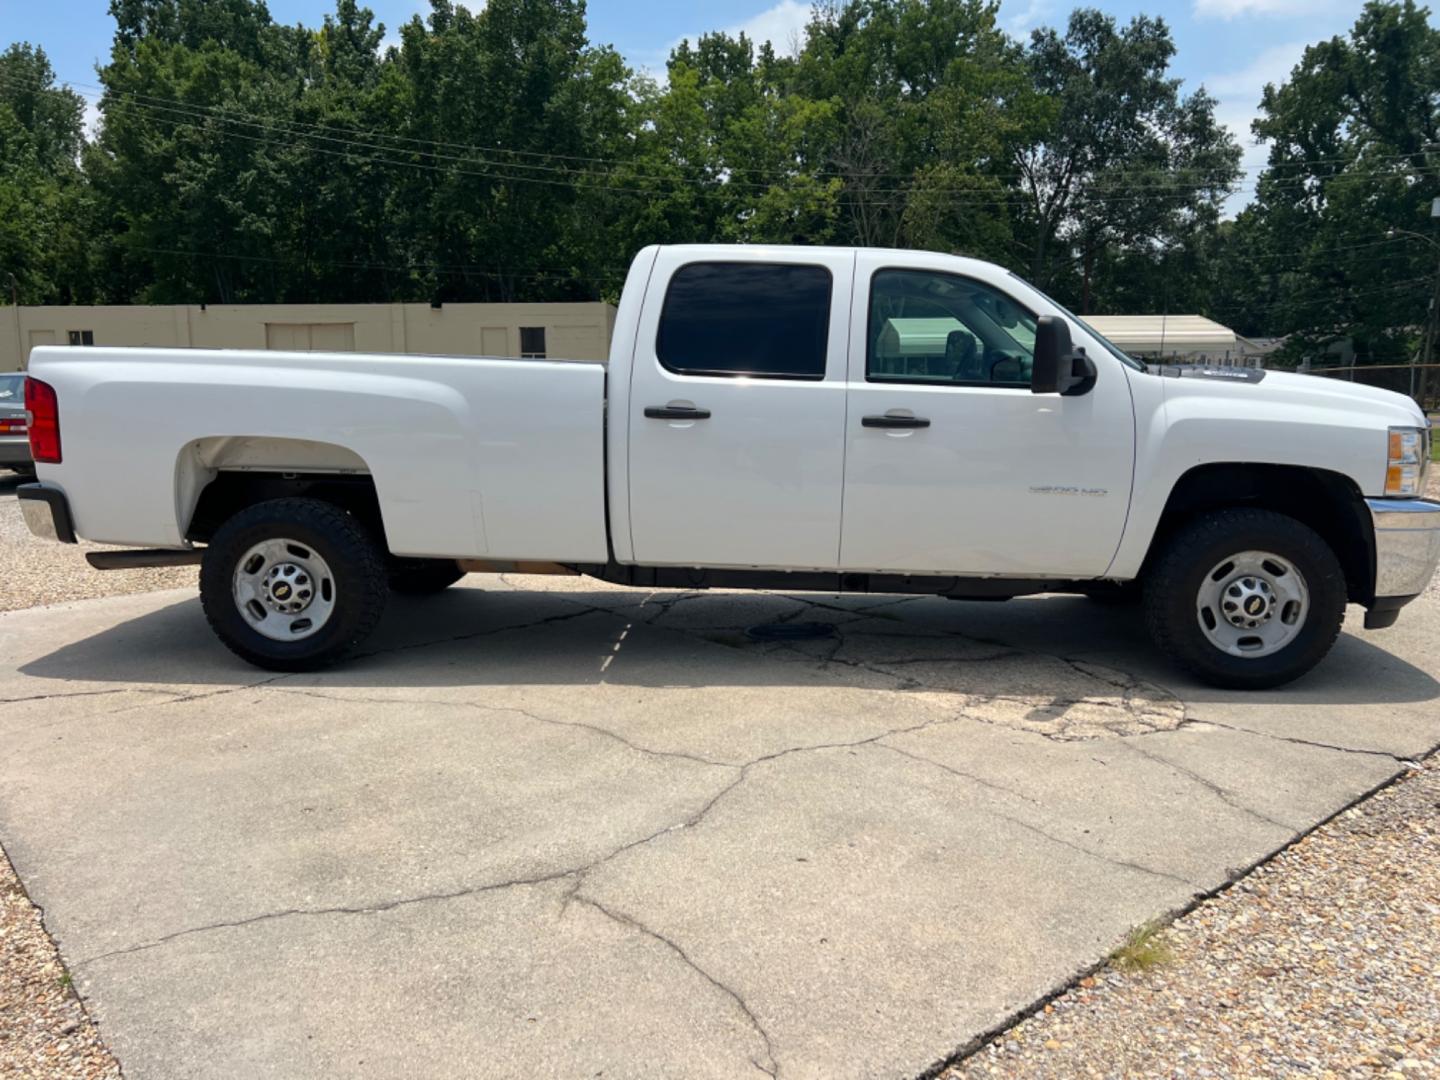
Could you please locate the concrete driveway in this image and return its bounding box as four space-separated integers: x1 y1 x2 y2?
1 577 1436 1079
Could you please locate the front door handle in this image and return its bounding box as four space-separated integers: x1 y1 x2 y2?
862 414 930 429
645 405 711 420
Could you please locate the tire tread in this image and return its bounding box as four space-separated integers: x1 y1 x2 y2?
1142 508 1346 689
200 497 387 671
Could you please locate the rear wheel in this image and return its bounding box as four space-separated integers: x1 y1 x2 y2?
1142 508 1346 689
387 558 466 595
200 497 387 671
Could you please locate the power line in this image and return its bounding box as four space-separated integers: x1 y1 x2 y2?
9 66 1439 200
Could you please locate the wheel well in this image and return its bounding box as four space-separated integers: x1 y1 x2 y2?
1147 464 1375 603
186 472 386 548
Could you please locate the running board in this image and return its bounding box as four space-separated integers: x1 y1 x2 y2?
86 549 204 570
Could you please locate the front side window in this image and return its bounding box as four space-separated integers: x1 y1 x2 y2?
868 269 1035 387
657 262 832 379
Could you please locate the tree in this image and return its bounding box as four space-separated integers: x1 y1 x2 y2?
1016 10 1240 311
1242 0 1440 366
0 44 90 303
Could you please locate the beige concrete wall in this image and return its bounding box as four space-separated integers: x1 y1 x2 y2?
0 301 616 371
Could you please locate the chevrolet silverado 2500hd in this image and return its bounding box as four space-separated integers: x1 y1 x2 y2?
17 244 1440 687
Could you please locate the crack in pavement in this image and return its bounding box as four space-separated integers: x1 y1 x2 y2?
1111 738 1297 833
1185 718 1411 762
602 589 1192 741
570 893 780 1078
272 688 740 769
68 705 969 968
874 740 1041 806
73 866 583 967
871 743 1200 890
0 686 180 706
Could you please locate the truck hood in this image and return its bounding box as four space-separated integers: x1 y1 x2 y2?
1154 366 1428 428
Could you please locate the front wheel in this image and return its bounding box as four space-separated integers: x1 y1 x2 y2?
200 497 388 671
1142 509 1346 689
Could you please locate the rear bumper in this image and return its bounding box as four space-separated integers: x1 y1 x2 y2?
1363 497 1440 627
0 436 31 467
16 483 76 544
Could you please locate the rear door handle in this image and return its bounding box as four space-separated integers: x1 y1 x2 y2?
862 414 930 429
645 405 711 420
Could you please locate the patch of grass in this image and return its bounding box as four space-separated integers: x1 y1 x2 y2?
1110 921 1173 972
57 972 73 990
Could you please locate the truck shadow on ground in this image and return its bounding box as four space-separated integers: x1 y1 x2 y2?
18 584 1439 724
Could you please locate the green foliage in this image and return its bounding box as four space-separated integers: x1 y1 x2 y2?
1236 0 1440 358
1 0 1433 362
0 44 91 303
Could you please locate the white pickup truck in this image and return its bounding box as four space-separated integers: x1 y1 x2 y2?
18 244 1440 687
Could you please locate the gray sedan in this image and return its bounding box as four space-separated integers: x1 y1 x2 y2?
0 374 33 474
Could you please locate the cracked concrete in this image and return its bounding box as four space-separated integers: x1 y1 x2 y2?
0 576 1437 1079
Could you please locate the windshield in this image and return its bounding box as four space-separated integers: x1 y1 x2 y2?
0 375 23 402
1008 273 1148 373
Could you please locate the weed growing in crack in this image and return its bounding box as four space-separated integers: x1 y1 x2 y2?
1110 921 1173 972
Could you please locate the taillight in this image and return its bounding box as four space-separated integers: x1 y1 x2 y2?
25 377 61 464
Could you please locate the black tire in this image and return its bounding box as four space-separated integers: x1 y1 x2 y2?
200 497 387 672
1142 508 1346 690
387 558 466 595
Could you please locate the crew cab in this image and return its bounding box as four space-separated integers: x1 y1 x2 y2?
17 244 1440 688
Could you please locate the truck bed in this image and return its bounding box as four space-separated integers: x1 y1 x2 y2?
26 346 611 561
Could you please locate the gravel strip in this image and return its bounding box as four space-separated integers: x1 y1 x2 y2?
0 475 195 612
0 844 121 1079
941 760 1440 1080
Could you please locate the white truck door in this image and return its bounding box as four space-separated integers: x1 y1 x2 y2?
626 248 854 569
840 255 1135 577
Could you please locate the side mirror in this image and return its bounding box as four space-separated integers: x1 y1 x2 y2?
1031 316 1096 396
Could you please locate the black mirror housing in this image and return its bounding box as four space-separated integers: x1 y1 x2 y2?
1031 316 1096 396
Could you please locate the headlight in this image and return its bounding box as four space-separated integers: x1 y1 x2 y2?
1385 426 1430 496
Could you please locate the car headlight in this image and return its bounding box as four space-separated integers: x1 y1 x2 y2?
1385 425 1430 496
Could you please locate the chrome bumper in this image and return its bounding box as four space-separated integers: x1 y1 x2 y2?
1366 497 1440 600
16 483 76 544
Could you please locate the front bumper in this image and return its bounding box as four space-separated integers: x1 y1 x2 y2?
1363 496 1440 627
17 483 76 544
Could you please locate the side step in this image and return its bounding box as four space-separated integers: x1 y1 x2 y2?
86 549 204 571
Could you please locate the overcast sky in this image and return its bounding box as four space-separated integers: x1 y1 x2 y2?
1 0 1385 207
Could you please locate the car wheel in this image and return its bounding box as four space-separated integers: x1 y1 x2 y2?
387 558 467 595
1142 508 1346 689
200 497 387 671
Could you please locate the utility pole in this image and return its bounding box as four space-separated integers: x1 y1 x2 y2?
1388 221 1440 410
7 273 22 372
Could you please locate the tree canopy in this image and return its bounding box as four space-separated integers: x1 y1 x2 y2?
2 0 1438 367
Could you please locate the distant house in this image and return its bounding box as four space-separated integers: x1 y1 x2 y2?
1083 314 1251 366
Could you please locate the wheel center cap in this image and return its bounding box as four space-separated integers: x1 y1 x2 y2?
263 563 314 614
1221 575 1275 628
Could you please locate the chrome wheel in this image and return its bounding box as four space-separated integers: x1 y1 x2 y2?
1195 550 1309 658
232 538 336 641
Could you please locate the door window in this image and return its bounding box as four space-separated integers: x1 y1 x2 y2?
868 269 1035 387
657 262 832 379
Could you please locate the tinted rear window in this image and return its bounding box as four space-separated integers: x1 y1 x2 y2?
656 262 832 379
